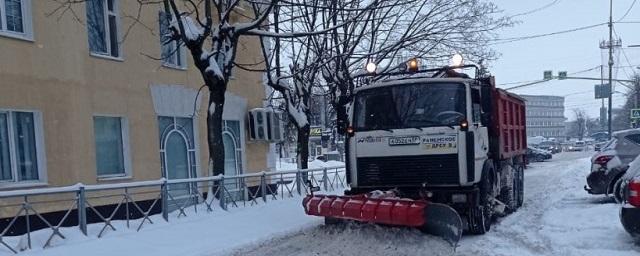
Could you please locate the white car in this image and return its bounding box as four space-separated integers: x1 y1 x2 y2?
585 129 640 202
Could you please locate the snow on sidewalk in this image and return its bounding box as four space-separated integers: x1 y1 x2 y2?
0 161 345 256
11 197 320 256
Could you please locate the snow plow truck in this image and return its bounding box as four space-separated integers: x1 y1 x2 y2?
303 64 527 244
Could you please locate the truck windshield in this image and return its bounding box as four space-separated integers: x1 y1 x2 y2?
354 82 466 131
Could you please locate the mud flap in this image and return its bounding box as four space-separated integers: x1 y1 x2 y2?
422 203 463 247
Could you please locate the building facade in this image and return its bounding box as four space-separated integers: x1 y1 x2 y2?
0 0 270 214
520 95 566 138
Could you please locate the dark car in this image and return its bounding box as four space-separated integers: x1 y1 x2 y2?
527 146 552 163
538 141 561 154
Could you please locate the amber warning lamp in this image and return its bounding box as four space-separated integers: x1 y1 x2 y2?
407 58 419 72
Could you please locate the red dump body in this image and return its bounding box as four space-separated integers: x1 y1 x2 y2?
489 79 527 160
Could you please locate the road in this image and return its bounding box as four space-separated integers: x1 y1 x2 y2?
227 152 640 256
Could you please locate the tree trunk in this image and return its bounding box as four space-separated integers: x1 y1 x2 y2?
335 103 349 134
207 87 226 176
296 124 310 170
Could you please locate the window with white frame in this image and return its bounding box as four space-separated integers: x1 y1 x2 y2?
159 11 186 68
0 0 32 39
0 110 44 183
86 0 120 58
93 116 129 177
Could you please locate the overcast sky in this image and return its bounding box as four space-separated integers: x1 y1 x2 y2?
489 0 640 120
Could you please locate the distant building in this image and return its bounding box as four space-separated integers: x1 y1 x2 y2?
520 95 566 138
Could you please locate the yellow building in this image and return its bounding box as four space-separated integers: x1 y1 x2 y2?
0 0 271 201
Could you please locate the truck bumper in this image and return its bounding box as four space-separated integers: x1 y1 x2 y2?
620 205 640 238
346 186 480 210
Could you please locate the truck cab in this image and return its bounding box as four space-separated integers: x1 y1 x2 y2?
343 67 526 234
347 78 488 189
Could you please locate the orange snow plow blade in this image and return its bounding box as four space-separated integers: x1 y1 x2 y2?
303 194 463 245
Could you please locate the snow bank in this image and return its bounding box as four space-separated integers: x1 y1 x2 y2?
8 198 320 256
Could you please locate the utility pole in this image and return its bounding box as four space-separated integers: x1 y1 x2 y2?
607 0 614 139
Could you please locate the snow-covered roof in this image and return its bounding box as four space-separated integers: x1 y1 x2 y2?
354 77 470 93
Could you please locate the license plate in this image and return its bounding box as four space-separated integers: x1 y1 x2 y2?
388 136 421 146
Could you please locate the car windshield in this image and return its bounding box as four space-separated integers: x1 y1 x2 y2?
353 82 466 131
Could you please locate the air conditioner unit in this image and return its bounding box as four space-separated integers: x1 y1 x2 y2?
268 111 285 142
249 108 268 141
248 108 285 142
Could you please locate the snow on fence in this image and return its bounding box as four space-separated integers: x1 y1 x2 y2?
0 166 346 254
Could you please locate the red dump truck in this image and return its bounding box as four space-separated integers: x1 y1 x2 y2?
303 65 527 244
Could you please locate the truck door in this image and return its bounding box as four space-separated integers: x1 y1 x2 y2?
470 88 489 183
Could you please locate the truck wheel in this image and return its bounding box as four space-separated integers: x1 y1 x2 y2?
502 180 518 214
515 165 524 208
469 168 494 234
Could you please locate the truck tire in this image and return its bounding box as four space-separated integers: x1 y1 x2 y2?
502 181 517 214
516 164 524 208
469 165 494 234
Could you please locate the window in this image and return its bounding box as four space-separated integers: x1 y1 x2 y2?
471 88 482 124
159 11 186 68
86 0 120 58
354 83 466 131
0 110 44 184
158 116 197 196
93 116 129 178
0 0 32 39
625 134 640 145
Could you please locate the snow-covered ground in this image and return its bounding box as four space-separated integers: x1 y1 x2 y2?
7 152 639 256
231 152 640 256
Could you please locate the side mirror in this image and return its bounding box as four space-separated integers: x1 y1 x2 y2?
481 113 491 125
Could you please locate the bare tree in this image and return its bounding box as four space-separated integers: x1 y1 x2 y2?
570 109 587 140
49 0 317 175
315 0 513 133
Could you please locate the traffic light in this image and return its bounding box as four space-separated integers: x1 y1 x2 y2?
558 71 567 80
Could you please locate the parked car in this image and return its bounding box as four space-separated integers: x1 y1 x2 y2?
568 141 587 152
619 156 640 238
538 141 561 154
527 146 552 162
585 129 640 202
594 141 608 152
314 151 342 162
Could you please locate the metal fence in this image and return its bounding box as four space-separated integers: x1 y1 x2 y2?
0 166 346 254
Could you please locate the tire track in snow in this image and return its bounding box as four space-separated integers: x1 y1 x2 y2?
223 152 639 256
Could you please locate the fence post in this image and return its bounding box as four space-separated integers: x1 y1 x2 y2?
161 179 169 222
77 186 87 236
219 176 227 210
322 168 328 191
296 170 302 195
24 196 31 249
261 172 267 203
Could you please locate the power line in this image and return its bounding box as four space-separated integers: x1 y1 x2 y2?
498 65 601 88
618 0 638 22
612 28 637 78
490 23 607 45
508 0 562 18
